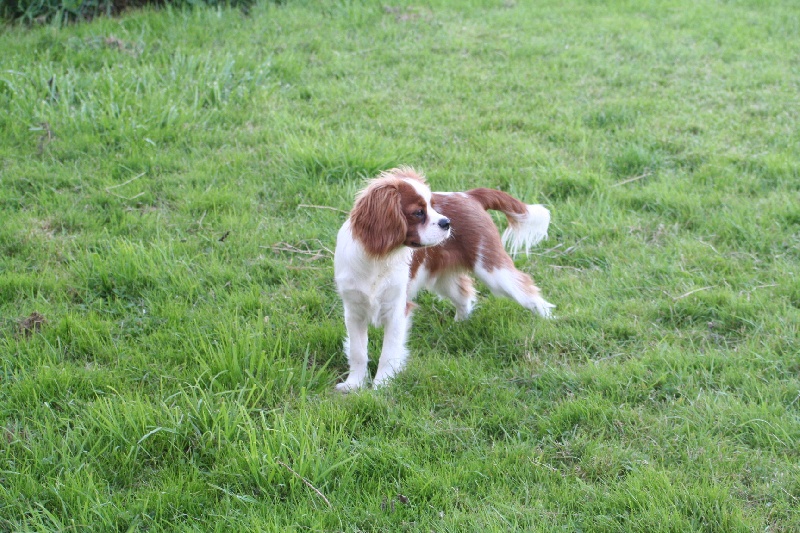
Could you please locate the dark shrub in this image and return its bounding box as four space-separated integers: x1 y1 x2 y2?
1 0 266 24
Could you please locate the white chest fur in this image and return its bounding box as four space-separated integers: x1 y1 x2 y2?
334 221 411 326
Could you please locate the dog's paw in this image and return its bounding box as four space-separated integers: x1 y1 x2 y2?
533 297 556 319
335 379 366 393
373 368 403 389
454 308 473 322
371 376 392 389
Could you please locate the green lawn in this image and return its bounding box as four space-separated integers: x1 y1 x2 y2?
1 0 799 530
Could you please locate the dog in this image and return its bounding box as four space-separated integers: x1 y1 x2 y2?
334 167 553 391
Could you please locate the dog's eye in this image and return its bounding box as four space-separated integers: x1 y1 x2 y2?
414 210 425 219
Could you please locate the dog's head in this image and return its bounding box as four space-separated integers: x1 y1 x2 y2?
350 167 451 257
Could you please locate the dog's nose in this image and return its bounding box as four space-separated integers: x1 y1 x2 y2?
438 217 451 230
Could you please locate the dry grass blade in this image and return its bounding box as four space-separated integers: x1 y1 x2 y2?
35 122 55 155
105 173 146 200
671 286 715 301
276 459 332 508
610 171 651 187
270 240 333 260
298 203 349 214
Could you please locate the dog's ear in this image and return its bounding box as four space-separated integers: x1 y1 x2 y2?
350 181 407 257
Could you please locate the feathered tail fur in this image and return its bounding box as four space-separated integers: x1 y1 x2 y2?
465 188 550 256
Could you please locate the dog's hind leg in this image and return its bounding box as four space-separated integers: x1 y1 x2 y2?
474 264 554 318
431 272 477 321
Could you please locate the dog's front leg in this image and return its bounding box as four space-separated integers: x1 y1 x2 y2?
336 309 370 392
373 308 411 388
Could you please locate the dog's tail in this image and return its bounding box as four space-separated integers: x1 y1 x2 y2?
466 188 550 256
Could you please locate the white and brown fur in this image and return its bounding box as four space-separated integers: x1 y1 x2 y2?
409 186 554 321
334 167 553 390
334 168 451 391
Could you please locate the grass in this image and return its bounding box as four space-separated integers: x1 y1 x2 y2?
1 0 799 530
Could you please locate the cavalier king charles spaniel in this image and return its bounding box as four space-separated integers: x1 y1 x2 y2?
334 167 553 391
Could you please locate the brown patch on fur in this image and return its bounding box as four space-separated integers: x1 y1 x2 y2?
465 188 527 219
411 192 514 276
405 301 418 316
350 175 429 257
457 274 475 298
516 270 543 298
465 188 529 235
350 179 407 257
397 181 429 248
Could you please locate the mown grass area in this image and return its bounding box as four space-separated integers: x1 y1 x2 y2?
1 0 799 530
